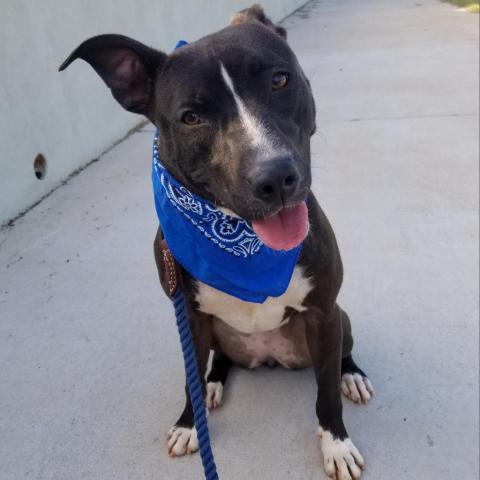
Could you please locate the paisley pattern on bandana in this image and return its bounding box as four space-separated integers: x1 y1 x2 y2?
153 136 262 258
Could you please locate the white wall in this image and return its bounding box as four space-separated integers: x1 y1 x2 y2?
0 0 305 226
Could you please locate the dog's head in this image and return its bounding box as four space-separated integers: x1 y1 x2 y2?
60 5 316 250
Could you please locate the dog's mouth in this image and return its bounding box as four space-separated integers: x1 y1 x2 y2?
251 201 309 251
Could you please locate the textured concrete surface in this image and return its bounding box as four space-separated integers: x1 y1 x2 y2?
1 1 478 479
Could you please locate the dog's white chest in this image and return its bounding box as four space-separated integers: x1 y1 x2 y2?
195 266 313 334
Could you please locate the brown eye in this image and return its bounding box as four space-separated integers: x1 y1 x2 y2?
272 72 289 91
182 111 201 125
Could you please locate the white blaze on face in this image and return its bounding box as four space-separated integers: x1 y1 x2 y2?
220 62 274 153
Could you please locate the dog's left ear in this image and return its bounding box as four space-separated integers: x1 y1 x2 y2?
59 34 167 120
230 4 287 40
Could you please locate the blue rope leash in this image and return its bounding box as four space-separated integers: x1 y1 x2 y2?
167 41 218 479
172 287 219 480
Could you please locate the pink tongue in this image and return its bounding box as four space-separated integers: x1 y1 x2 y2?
252 202 309 251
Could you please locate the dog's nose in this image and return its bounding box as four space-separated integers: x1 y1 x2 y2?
251 156 300 204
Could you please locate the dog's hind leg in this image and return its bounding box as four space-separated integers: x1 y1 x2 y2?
206 350 232 409
339 307 374 405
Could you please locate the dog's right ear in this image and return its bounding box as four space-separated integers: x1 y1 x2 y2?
59 34 167 121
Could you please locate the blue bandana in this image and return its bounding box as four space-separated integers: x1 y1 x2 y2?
151 133 302 303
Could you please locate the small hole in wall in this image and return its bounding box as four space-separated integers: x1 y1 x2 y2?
34 154 47 180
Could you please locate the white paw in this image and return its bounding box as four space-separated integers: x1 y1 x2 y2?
341 373 374 404
167 426 198 457
206 381 224 409
317 427 364 480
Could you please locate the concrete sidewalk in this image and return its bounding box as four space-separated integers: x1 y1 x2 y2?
1 1 478 479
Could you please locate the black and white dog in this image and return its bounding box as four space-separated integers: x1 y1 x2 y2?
60 5 373 479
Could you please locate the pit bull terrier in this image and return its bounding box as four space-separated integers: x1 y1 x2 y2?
60 5 374 479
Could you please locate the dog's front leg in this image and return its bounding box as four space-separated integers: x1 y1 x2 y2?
167 307 213 457
305 306 365 480
154 229 213 457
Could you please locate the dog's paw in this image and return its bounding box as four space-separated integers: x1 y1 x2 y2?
341 373 374 405
167 426 198 457
317 427 364 480
206 381 224 409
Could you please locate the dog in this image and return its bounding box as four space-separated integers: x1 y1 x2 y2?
60 5 373 479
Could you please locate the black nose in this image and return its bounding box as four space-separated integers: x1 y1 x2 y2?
251 156 300 204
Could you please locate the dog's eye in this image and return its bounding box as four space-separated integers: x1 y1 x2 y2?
182 111 202 126
272 72 289 91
